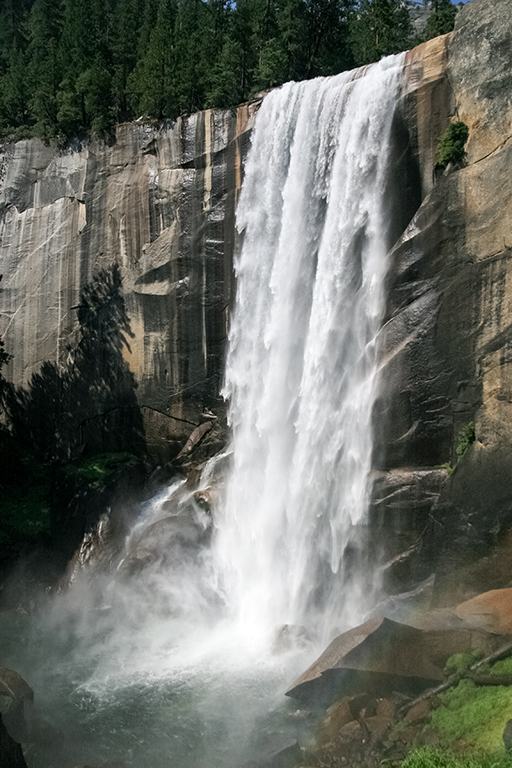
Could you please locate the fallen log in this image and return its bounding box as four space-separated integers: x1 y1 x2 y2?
398 637 512 716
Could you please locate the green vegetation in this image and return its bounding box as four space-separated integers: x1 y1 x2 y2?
65 452 138 485
0 0 457 142
444 651 481 676
491 658 512 677
456 420 475 459
0 437 51 538
430 678 512 752
423 0 457 41
401 746 512 768
436 121 469 170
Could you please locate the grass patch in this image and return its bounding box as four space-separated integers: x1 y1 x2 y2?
65 452 138 485
401 745 512 768
430 679 512 752
491 658 512 677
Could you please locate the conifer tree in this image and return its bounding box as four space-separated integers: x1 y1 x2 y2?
58 0 113 135
129 0 178 119
111 0 144 120
27 0 63 138
350 0 412 66
423 0 457 39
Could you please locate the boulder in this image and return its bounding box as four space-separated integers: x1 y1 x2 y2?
120 511 212 573
503 719 512 751
285 618 444 705
0 714 27 768
286 616 508 705
272 625 313 654
0 667 33 742
454 588 512 634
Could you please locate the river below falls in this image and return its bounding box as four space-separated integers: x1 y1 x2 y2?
0 604 316 768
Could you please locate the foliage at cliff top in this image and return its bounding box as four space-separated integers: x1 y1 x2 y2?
0 0 455 143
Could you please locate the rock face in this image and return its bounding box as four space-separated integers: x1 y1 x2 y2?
374 0 512 603
0 104 258 461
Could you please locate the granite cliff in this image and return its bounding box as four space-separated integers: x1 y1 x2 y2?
0 0 511 604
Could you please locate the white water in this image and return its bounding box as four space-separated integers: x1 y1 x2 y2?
0 57 407 768
215 55 405 647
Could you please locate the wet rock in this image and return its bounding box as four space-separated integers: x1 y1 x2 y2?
316 696 358 747
286 618 444 705
245 739 302 768
193 489 212 512
503 719 512 751
120 511 212 573
365 714 393 742
272 625 313 654
0 713 27 768
403 699 431 724
376 699 396 719
0 667 34 742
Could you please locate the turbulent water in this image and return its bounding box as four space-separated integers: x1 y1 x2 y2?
0 56 406 768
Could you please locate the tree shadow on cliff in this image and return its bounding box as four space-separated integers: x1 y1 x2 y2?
3 264 145 465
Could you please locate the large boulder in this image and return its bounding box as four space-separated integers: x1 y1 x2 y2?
286 616 508 705
0 667 33 743
0 714 27 768
285 618 444 705
454 588 512 634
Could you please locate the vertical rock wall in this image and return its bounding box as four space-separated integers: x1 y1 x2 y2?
0 104 258 460
375 0 512 604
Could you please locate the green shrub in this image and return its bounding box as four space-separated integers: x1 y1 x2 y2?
436 122 469 169
456 421 476 458
65 452 138 485
444 652 478 675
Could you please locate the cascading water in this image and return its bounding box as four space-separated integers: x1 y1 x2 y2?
215 54 405 646
0 55 406 768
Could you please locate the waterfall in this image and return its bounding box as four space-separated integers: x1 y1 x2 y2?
215 55 405 646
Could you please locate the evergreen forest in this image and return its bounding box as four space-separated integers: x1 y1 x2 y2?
0 0 457 142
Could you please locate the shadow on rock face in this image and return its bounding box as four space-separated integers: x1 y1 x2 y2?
3 264 145 464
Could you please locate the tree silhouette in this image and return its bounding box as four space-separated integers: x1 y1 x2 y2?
4 264 145 464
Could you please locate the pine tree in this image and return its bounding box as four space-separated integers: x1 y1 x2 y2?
0 45 30 130
27 0 63 138
111 0 144 120
129 0 178 119
58 0 113 135
424 0 457 40
174 0 209 115
350 0 412 66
